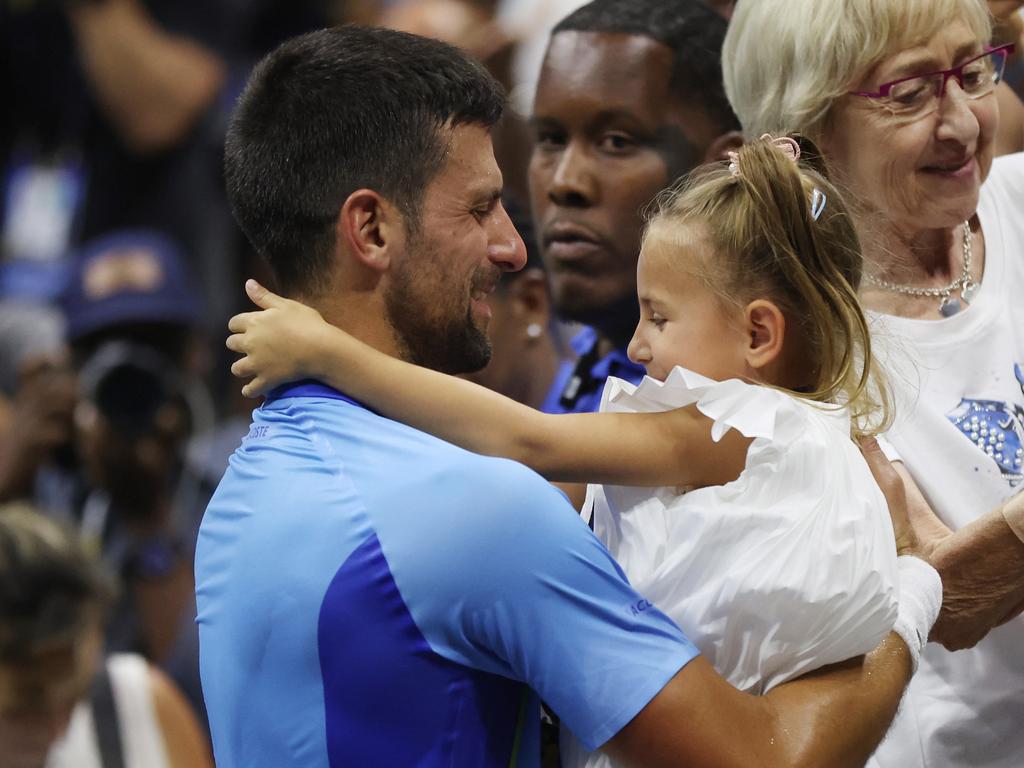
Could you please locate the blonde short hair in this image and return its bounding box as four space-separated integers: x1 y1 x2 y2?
722 0 992 138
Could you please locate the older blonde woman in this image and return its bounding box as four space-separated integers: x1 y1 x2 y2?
724 1 1024 766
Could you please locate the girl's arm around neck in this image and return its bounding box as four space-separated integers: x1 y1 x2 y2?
227 282 751 488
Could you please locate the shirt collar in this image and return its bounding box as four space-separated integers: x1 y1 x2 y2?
265 379 370 410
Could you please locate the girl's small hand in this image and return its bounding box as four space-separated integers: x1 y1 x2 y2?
226 280 331 397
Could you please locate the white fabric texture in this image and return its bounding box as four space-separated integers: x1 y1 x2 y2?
562 367 899 768
867 152 1024 768
46 653 171 768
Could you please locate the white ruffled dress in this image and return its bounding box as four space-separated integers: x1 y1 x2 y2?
564 368 900 768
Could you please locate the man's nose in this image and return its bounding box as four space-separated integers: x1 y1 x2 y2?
488 204 528 272
547 142 598 207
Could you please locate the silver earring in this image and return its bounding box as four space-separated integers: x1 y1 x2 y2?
526 323 543 339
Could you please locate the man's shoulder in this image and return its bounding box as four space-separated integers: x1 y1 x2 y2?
263 388 573 515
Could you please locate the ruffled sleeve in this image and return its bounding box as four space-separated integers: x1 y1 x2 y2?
602 366 822 444
588 367 899 694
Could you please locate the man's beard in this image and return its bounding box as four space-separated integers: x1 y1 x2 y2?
384 254 495 375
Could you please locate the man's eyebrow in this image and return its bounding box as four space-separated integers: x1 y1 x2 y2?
527 115 560 129
591 108 649 127
468 187 502 207
528 108 649 129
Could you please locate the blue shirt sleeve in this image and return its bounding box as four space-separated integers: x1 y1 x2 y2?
384 456 700 751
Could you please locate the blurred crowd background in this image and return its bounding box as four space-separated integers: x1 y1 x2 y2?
0 0 1022 765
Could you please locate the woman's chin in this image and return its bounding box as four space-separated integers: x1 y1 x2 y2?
898 191 981 232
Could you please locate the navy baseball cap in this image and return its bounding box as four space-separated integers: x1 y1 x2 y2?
62 230 203 342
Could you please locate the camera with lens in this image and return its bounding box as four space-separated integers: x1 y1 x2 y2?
77 340 188 438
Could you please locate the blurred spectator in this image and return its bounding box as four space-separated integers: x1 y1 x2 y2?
992 3 1024 153
0 504 211 768
0 301 75 506
0 0 231 333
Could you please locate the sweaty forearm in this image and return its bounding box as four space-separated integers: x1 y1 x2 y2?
606 637 911 768
761 635 911 767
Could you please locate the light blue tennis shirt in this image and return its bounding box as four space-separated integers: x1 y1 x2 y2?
195 382 698 767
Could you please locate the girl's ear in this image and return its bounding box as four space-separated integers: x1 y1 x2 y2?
743 299 786 371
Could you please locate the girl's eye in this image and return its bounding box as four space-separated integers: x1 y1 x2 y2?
650 315 667 329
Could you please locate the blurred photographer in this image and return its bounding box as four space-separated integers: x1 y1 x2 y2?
59 229 211 721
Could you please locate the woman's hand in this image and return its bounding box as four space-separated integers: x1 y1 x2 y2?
226 280 334 397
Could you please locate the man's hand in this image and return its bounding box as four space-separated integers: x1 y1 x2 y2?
858 437 919 556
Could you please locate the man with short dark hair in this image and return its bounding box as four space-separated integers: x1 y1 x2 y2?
198 23 938 768
531 0 743 415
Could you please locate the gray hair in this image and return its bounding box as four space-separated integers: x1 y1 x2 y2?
723 0 993 139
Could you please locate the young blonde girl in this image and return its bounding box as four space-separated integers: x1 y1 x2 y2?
226 138 912 750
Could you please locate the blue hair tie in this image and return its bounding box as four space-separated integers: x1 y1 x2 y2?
810 188 827 221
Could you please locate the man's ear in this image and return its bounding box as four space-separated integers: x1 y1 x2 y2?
743 299 785 371
703 130 744 164
336 189 403 273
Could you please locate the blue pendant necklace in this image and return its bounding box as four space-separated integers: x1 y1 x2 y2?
864 221 977 317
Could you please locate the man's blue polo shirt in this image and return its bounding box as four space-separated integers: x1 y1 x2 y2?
195 382 698 768
541 327 646 414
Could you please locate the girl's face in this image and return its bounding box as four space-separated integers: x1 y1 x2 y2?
627 226 748 383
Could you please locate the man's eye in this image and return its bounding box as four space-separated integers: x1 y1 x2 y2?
534 129 565 149
599 133 636 152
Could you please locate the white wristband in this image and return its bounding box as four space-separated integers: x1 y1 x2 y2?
892 555 943 675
